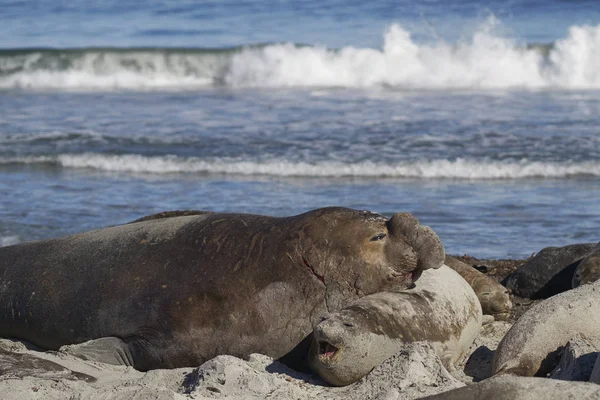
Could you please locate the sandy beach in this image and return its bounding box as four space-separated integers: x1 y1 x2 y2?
0 322 512 400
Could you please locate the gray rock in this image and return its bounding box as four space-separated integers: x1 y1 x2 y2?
503 243 596 299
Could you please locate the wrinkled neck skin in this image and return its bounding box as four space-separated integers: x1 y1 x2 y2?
291 223 365 313
291 213 415 313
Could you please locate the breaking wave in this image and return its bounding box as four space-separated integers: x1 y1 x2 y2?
2 153 599 179
3 19 600 90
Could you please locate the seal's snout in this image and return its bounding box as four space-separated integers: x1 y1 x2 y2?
386 267 420 289
388 213 445 273
312 320 344 366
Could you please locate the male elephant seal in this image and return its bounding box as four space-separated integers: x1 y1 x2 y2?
0 207 445 371
445 255 512 320
492 278 600 377
573 242 600 288
309 265 482 386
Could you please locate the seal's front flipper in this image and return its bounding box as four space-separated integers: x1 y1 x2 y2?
59 337 134 367
0 347 97 382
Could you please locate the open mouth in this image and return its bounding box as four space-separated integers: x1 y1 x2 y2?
388 268 422 285
411 268 423 282
318 340 339 361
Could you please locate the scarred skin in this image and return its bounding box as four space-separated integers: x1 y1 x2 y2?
445 255 512 320
0 207 445 371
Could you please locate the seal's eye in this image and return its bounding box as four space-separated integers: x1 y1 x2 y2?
370 233 386 242
343 322 354 328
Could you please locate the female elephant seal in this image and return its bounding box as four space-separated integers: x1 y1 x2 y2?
309 265 482 386
421 375 600 400
445 255 512 320
492 278 600 377
572 242 600 288
0 207 445 371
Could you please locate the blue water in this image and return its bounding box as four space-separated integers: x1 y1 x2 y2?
1 1 600 258
3 1 600 48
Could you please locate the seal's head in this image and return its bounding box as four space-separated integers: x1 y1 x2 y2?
572 246 600 288
309 309 391 387
477 285 512 321
296 208 445 300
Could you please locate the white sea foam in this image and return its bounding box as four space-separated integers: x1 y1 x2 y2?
1 69 214 91
0 50 219 90
3 153 600 180
4 19 600 90
0 236 20 247
226 19 600 89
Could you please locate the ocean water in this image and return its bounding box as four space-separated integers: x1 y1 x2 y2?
1 1 600 258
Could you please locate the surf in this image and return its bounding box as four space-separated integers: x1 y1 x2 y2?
3 19 600 91
2 153 599 180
